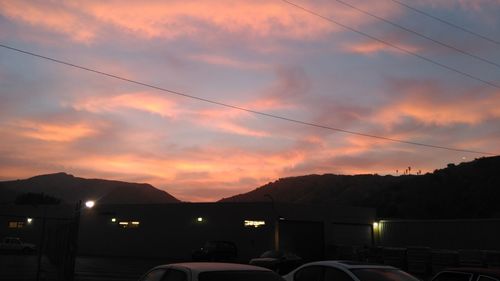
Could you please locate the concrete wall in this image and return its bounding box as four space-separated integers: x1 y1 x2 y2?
377 219 500 250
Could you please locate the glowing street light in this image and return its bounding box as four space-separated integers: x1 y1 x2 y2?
69 199 96 281
197 217 203 222
85 200 95 208
27 217 33 224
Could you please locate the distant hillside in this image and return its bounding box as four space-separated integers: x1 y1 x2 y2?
0 173 180 204
221 156 500 219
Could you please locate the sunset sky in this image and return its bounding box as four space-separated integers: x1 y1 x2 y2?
1 0 499 201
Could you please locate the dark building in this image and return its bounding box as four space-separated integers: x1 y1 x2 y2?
0 202 376 262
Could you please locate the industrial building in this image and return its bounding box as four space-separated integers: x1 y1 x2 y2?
0 202 375 262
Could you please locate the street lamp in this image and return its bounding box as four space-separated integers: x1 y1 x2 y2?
264 194 282 251
85 200 95 208
68 199 96 281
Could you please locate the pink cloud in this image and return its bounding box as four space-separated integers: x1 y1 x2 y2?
71 92 179 118
11 120 98 142
342 40 420 55
0 0 404 44
188 54 271 70
0 1 95 43
375 81 500 126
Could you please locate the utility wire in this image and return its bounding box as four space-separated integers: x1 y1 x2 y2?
335 0 500 70
389 0 500 46
280 0 500 90
0 43 496 156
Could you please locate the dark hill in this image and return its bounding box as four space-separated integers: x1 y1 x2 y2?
0 172 180 204
220 156 500 219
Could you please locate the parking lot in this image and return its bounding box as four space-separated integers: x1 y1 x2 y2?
0 254 173 281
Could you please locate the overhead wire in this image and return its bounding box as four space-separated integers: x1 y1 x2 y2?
335 0 500 70
0 43 496 156
279 0 500 90
389 0 500 46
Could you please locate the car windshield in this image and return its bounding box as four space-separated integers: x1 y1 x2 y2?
351 268 420 281
199 270 284 281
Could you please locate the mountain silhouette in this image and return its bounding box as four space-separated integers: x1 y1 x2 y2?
220 156 500 219
0 172 180 204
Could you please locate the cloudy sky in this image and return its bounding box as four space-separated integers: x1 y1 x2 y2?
1 0 499 201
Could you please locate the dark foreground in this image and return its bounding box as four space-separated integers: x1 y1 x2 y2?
0 254 172 281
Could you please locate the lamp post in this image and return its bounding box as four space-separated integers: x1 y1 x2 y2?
35 206 47 281
67 200 95 281
264 194 281 251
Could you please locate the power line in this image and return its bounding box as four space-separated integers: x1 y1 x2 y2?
389 0 500 46
335 0 500 70
0 43 496 156
280 0 500 90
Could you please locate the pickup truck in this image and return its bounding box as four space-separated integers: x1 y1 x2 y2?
0 237 36 253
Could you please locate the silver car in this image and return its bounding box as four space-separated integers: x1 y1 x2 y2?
283 260 420 281
139 262 284 281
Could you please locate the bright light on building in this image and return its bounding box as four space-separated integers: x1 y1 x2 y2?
85 200 95 208
373 222 379 228
111 218 117 223
197 217 203 222
118 221 140 228
26 218 33 224
244 220 266 228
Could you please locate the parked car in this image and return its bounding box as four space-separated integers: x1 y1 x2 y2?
249 250 302 274
138 262 284 281
0 237 36 254
283 260 420 281
431 268 500 281
192 241 238 262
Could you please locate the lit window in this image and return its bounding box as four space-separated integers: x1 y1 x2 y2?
8 221 25 228
118 222 129 228
244 220 266 228
118 221 140 228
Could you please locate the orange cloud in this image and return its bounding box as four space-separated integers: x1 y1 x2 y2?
0 1 95 43
376 90 500 126
342 40 420 55
13 120 97 142
0 0 403 43
71 92 179 118
188 54 270 70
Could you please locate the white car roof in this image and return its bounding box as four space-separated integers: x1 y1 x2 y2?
154 262 272 274
294 260 397 270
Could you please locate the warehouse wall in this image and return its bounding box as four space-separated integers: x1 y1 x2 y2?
377 219 500 250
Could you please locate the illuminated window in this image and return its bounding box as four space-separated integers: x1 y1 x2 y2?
118 221 140 228
244 220 266 228
8 221 25 228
